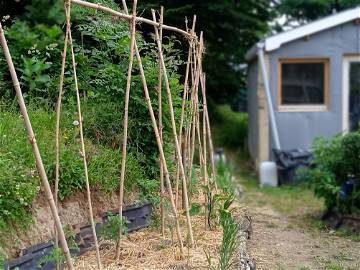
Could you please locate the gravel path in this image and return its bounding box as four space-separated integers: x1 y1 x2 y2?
238 184 360 270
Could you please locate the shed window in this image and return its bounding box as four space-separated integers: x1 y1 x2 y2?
279 59 329 111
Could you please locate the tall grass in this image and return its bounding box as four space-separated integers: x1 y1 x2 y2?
0 105 158 234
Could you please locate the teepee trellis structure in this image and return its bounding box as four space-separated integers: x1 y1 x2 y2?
0 0 218 268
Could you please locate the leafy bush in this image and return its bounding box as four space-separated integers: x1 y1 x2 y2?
212 105 248 150
0 21 64 105
309 132 360 214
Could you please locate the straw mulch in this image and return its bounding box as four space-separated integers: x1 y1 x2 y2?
73 214 223 269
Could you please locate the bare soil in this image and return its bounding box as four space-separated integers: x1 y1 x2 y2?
239 183 360 270
2 188 138 258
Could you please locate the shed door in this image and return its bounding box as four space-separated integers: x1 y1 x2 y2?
343 57 360 132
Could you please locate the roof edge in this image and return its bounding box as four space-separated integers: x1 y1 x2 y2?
246 6 360 61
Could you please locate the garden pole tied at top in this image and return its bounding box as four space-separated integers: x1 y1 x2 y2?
0 22 75 270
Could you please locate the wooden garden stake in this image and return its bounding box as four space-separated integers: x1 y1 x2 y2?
200 73 216 181
201 72 209 185
0 22 75 270
188 42 201 185
120 0 185 254
196 32 209 188
68 29 103 270
175 15 196 209
116 0 137 260
134 40 185 254
157 6 166 239
54 3 71 269
151 9 194 247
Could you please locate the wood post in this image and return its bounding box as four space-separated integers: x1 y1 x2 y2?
121 1 185 254
157 6 166 239
175 15 196 209
68 27 103 270
151 9 194 247
54 2 71 269
116 0 137 260
0 22 75 270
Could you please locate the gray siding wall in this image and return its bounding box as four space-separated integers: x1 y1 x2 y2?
247 60 259 160
269 21 360 151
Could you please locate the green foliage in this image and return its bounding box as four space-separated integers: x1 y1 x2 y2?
217 201 239 270
216 160 235 195
37 247 65 268
0 107 159 232
139 0 273 103
309 132 360 214
37 225 79 267
0 21 64 105
212 105 248 150
101 214 129 241
0 0 189 234
189 202 201 216
202 160 236 228
203 193 239 270
276 0 360 25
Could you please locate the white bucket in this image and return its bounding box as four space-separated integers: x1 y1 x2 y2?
259 161 278 187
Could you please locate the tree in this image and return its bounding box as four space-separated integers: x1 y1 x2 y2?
138 0 273 104
276 0 360 25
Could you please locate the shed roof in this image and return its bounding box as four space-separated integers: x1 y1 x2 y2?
246 6 360 61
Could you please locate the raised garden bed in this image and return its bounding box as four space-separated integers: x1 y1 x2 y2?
5 202 152 270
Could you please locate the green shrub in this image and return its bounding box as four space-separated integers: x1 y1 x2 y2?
0 21 64 105
309 132 360 214
212 105 248 150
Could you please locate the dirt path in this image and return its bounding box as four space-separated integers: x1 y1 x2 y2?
238 183 360 270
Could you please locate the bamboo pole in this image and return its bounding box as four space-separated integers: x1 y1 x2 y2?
201 74 208 186
197 33 217 189
116 0 137 260
68 28 103 270
200 72 209 186
54 3 71 269
204 75 216 182
175 16 196 209
187 42 201 185
151 9 194 247
120 1 184 254
0 22 75 270
198 35 216 181
71 0 192 38
157 6 166 239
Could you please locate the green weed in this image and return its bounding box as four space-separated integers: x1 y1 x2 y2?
101 214 129 242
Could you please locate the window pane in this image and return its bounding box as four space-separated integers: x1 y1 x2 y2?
281 62 325 105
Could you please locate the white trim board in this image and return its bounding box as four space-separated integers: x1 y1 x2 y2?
342 55 360 133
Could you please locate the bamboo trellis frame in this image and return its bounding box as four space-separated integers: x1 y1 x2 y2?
0 0 218 268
